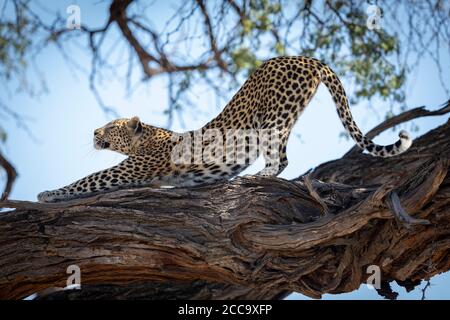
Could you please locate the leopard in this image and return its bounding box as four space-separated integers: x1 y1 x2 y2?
37 56 412 202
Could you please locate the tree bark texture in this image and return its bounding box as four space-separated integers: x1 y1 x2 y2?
1 116 449 300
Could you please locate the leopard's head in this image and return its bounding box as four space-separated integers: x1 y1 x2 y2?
94 116 145 155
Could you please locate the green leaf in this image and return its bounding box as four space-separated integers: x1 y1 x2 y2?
0 128 7 144
242 19 253 34
274 42 285 55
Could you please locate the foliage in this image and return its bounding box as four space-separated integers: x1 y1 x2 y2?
0 0 449 127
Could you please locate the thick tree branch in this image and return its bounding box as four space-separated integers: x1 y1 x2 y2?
33 281 290 300
1 117 449 300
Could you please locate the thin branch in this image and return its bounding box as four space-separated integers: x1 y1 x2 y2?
421 279 432 300
195 0 228 72
0 150 17 201
344 99 450 157
303 173 329 215
386 191 430 229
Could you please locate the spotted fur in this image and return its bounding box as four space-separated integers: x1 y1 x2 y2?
38 56 412 202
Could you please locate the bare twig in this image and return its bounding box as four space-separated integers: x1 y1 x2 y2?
344 100 450 157
421 279 432 300
0 150 17 201
386 191 430 229
303 174 329 215
196 0 229 72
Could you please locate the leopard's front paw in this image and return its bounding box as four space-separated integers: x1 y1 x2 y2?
37 190 59 203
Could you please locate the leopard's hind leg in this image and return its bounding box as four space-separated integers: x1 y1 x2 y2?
256 130 289 177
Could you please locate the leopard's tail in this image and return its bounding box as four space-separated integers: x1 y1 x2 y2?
319 63 412 157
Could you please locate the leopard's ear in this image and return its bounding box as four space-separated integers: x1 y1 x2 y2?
127 116 143 136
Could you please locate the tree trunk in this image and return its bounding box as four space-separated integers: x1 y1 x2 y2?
1 108 449 300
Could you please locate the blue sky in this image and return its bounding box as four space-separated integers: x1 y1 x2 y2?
1 0 449 299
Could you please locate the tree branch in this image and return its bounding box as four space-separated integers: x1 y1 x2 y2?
196 0 228 72
109 0 214 79
344 99 450 157
33 281 290 300
0 150 17 201
386 191 431 229
1 118 450 300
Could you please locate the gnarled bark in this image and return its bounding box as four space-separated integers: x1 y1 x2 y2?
0 111 449 300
